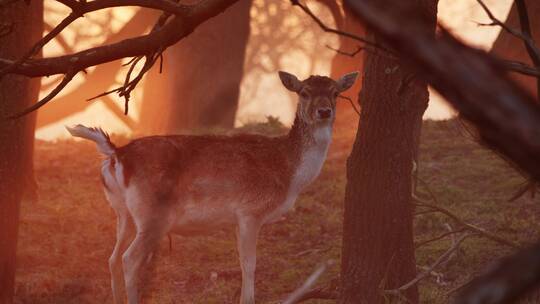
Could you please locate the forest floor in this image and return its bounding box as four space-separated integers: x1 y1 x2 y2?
13 118 540 304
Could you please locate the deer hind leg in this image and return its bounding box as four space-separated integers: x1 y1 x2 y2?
236 217 261 304
109 208 135 304
122 205 173 304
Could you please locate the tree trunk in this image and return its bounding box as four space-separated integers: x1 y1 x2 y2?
138 0 252 134
339 1 437 303
0 1 43 303
490 0 540 98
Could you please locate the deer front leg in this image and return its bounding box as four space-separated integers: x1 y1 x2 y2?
236 217 261 304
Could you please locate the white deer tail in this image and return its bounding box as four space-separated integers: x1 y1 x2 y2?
66 124 116 156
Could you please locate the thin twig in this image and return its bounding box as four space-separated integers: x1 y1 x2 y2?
282 260 333 304
508 179 538 202
286 279 339 304
386 234 471 296
291 0 392 55
476 0 540 70
338 95 360 115
514 0 540 67
8 70 77 118
415 227 467 249
501 59 540 77
417 265 448 286
414 178 521 249
325 44 363 57
415 201 520 249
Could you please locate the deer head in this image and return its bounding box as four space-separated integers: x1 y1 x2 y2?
279 71 359 125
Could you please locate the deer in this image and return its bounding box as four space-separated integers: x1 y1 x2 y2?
66 70 358 304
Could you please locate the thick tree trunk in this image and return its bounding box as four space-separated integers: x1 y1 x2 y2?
0 1 43 303
339 1 437 303
139 0 252 134
490 0 540 98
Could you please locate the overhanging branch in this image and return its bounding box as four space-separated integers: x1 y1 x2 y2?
0 0 238 77
1 0 240 117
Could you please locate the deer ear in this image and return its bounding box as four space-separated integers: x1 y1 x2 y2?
278 71 302 92
336 71 359 92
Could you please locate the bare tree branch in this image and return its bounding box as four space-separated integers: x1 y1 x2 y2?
513 0 540 68
290 0 392 55
500 59 540 77
56 0 190 15
325 44 363 57
476 0 540 99
508 179 538 202
417 202 520 248
9 70 77 118
386 234 471 296
1 0 241 117
475 0 539 59
37 8 158 127
0 0 238 77
337 95 360 115
414 226 468 249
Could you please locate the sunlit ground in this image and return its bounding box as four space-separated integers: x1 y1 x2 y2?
16 119 540 303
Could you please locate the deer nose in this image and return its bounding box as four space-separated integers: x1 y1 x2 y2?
317 108 332 119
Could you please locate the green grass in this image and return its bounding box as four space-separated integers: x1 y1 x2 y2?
13 118 540 303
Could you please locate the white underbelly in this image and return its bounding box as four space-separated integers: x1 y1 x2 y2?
171 202 238 234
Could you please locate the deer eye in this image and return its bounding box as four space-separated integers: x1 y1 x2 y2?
300 91 309 99
333 91 339 98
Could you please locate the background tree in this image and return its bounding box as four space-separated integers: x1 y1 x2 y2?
139 0 252 134
0 1 43 302
339 0 438 303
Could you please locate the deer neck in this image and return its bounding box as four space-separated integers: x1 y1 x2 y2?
286 115 333 192
262 115 333 223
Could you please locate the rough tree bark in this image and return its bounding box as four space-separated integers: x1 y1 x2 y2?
491 0 540 98
0 1 43 303
339 1 437 303
139 0 252 134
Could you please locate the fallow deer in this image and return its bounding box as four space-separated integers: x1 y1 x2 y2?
67 71 358 304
